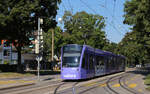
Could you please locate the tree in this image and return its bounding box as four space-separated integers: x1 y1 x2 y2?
123 0 150 66
103 42 117 54
117 31 149 67
0 0 61 72
62 11 107 49
124 0 150 45
43 27 63 61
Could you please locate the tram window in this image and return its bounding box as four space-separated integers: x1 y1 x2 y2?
116 58 119 68
113 57 116 68
114 57 116 68
96 56 99 66
89 54 94 69
96 56 104 66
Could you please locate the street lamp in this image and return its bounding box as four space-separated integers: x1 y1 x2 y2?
58 17 62 23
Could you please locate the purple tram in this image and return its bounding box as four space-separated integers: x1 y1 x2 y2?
61 44 126 80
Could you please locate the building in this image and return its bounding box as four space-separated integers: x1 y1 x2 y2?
0 40 18 65
0 31 49 70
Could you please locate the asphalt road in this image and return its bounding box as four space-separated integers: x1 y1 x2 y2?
1 68 150 94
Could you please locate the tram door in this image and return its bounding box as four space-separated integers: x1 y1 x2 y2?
95 56 105 76
81 51 88 78
81 51 94 78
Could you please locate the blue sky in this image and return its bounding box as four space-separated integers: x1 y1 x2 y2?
56 0 131 43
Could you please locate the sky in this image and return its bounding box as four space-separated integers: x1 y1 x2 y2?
56 0 131 43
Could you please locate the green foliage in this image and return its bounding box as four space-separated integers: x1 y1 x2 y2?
43 11 110 61
0 0 61 42
103 42 117 53
43 27 63 61
122 0 150 66
117 31 150 66
145 74 150 90
146 74 150 79
124 0 150 32
4 60 9 64
62 11 107 49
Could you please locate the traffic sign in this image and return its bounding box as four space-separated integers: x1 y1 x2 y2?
36 55 42 61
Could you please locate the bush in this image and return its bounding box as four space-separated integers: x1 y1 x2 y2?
146 74 150 79
0 65 17 72
145 74 150 91
145 79 150 85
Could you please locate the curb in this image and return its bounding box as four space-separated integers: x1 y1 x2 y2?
0 82 35 90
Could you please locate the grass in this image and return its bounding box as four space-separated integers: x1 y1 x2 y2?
0 70 61 79
0 72 35 78
144 74 150 91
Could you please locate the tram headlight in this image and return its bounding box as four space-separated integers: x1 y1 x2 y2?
64 74 76 78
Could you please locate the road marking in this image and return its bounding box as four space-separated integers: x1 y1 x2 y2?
0 80 17 85
128 83 137 88
125 81 128 84
112 84 120 87
99 83 106 87
83 82 97 87
131 78 135 80
138 89 143 92
121 83 124 85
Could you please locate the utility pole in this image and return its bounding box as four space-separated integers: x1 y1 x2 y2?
51 29 54 61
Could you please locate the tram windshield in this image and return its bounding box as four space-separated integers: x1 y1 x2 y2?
62 53 81 67
62 45 82 67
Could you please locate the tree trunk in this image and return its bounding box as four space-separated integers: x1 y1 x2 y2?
17 46 23 73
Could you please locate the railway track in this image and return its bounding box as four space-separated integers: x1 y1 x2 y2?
0 69 142 94
54 82 79 94
52 72 127 94
0 79 62 94
119 74 143 94
53 71 143 94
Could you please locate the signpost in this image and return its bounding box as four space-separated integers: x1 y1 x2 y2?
36 55 42 81
36 18 43 81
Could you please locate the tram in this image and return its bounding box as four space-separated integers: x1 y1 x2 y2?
61 44 126 80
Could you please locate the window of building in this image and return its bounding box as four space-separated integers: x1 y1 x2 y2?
4 50 10 56
0 40 1 46
4 41 10 47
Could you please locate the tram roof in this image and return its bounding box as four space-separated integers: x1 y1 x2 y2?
64 44 125 58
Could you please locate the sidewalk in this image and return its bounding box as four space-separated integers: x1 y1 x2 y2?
0 74 61 90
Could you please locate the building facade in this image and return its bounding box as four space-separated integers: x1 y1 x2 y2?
0 40 18 65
